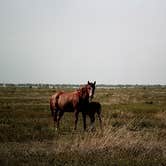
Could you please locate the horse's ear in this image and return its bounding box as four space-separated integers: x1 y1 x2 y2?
94 81 96 85
88 81 90 84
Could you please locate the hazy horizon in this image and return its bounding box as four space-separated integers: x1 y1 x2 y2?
1 0 166 85
0 82 166 86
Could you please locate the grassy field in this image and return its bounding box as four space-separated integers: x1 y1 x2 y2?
0 86 166 165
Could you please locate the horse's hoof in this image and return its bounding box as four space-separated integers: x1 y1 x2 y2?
72 128 77 132
88 127 96 132
54 127 58 132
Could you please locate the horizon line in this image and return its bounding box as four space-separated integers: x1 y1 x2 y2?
0 82 166 86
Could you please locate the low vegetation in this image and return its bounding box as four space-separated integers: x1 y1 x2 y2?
0 86 166 165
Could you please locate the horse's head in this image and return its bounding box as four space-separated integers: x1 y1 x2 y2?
78 81 96 102
87 81 96 100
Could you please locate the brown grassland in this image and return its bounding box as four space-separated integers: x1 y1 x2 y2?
0 86 166 165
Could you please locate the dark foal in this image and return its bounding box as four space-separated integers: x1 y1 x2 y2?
50 81 96 130
86 101 102 130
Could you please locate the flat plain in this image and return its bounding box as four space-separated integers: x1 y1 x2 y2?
0 86 166 166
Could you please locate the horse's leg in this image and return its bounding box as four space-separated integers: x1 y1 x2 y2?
53 109 58 130
82 112 87 131
57 111 64 130
74 111 79 130
97 112 102 130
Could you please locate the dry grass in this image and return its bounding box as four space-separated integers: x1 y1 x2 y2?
0 86 166 165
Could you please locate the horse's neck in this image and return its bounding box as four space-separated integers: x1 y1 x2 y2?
76 88 81 94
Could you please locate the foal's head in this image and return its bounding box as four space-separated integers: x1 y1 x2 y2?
87 81 96 100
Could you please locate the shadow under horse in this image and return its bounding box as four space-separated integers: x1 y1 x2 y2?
50 81 96 130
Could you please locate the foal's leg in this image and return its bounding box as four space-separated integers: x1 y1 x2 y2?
97 107 102 130
82 112 87 131
90 114 95 131
97 113 102 130
91 114 95 130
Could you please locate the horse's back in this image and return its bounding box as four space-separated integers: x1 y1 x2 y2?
56 91 80 111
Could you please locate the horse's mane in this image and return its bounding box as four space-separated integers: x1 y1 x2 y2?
76 85 89 100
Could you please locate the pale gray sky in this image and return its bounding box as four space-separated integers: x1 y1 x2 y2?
0 0 166 84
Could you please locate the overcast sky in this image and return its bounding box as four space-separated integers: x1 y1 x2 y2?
0 0 166 84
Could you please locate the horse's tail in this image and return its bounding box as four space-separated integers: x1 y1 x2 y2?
50 91 64 117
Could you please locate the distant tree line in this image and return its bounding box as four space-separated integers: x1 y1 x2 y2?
0 83 166 89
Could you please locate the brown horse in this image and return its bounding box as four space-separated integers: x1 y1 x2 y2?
50 81 96 130
86 101 102 130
